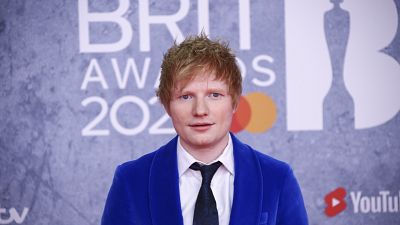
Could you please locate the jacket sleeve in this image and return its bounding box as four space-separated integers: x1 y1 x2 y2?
101 166 135 225
276 168 309 225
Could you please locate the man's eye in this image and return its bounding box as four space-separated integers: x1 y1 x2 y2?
210 93 221 98
181 95 191 100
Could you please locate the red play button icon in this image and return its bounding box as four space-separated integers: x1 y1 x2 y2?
324 187 347 217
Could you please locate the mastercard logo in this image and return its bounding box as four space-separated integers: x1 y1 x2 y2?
230 92 277 133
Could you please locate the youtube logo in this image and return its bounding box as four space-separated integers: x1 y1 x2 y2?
325 187 347 217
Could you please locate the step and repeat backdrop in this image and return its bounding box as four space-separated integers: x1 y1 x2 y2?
1 0 399 224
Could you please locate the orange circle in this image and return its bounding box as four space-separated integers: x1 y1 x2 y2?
244 92 277 133
230 96 251 133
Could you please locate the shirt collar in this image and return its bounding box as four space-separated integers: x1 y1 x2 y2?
177 133 235 177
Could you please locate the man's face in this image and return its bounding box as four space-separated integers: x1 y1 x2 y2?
167 72 235 152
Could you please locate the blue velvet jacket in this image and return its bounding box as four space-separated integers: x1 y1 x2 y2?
101 135 308 225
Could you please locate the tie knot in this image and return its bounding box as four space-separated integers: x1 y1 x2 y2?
190 161 222 185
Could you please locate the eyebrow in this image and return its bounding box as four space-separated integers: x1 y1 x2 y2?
176 87 228 94
206 88 228 93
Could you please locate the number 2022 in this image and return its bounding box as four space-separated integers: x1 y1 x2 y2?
81 95 175 136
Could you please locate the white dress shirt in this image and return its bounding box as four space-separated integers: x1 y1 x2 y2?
177 134 235 225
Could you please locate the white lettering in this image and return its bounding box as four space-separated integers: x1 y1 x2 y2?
351 190 400 214
238 0 251 49
252 55 276 87
360 196 371 213
81 96 110 136
9 208 28 224
350 191 362 213
380 191 390 212
370 196 381 213
0 208 29 225
109 96 150 135
342 0 400 129
78 0 132 53
235 57 246 79
81 95 175 136
111 57 151 89
148 96 175 134
285 0 331 131
139 0 190 51
388 195 399 212
78 1 254 53
81 59 109 90
197 0 209 35
0 208 13 224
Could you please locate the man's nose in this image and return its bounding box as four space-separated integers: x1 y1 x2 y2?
193 98 209 116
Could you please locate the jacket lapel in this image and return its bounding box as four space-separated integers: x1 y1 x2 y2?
148 136 184 225
148 134 263 225
229 134 263 225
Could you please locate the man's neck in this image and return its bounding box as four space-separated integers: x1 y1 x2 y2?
180 135 229 164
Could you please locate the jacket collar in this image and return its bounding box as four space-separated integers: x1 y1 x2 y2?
148 134 262 225
229 134 263 225
148 136 184 225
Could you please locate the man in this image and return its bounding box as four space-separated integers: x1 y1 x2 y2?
101 34 308 225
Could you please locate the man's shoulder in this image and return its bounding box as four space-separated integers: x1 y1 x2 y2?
244 144 294 189
253 149 291 175
253 150 290 171
115 136 178 177
118 151 156 174
232 134 291 177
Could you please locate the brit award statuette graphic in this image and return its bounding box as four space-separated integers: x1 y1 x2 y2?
323 0 355 131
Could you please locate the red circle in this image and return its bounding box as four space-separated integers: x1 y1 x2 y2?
230 96 251 133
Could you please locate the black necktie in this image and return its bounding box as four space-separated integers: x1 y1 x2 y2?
190 161 222 225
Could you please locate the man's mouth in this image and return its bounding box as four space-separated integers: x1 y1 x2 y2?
189 123 215 129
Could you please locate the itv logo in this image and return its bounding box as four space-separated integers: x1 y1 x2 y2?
0 208 29 224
